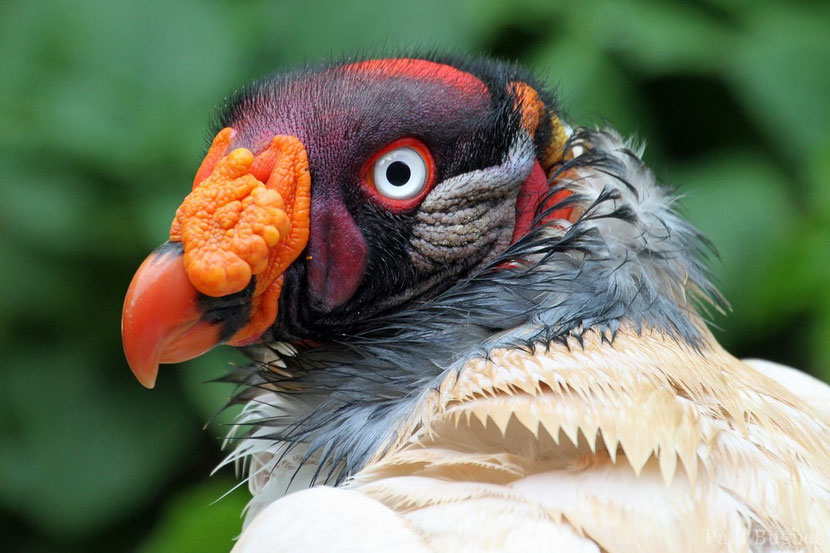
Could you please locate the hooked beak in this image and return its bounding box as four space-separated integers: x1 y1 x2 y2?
121 244 221 388
120 129 311 389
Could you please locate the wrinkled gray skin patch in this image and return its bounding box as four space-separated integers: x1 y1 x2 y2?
225 127 724 519
410 135 535 272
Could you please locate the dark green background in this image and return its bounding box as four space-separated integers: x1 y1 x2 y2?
1 1 828 551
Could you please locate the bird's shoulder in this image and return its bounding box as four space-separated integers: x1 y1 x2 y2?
344 325 830 552
230 486 432 553
233 326 830 552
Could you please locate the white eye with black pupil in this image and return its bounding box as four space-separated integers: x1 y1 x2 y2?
372 147 428 200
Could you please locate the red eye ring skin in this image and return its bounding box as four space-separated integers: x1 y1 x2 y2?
361 137 437 213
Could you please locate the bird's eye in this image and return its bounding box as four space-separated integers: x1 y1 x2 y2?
373 147 426 199
363 138 436 211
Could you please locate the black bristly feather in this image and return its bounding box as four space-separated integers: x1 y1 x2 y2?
205 53 554 342
210 51 558 167
223 127 725 487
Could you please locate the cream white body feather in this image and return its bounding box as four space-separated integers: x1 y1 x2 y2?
227 129 830 552
232 329 830 552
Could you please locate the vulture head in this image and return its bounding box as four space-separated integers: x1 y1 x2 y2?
122 55 719 490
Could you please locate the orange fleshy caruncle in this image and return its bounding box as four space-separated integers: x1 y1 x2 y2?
508 83 576 243
509 82 570 172
509 81 544 138
169 128 311 345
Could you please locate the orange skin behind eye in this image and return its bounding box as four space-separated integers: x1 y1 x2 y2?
509 82 575 232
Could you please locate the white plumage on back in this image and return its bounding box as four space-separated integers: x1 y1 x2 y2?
233 328 830 552
229 130 830 552
118 55 830 552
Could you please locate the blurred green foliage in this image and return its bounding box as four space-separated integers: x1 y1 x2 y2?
0 0 828 551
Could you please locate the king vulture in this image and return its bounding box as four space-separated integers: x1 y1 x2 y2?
121 55 830 552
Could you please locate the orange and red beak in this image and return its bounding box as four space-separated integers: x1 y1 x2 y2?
122 245 220 388
121 129 311 388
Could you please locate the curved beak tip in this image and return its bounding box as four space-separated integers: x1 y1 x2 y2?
121 245 222 389
131 357 159 389
138 374 158 390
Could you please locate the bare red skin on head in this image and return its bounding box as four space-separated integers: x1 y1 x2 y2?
344 59 488 99
512 160 574 243
306 192 368 312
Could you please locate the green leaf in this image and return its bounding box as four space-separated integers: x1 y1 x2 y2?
179 348 248 439
137 478 249 553
807 139 830 220
812 298 830 380
725 4 830 162
247 0 478 64
529 40 652 140
458 0 564 39
675 153 799 346
573 0 730 74
0 346 200 538
0 161 102 255
0 0 245 171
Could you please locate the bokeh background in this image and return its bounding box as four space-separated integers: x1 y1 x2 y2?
1 0 828 551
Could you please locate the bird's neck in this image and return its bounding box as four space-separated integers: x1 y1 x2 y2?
225 126 726 509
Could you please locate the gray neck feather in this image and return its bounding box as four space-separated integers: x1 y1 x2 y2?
223 127 723 508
